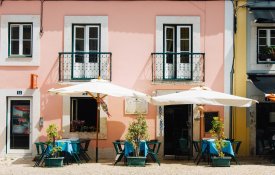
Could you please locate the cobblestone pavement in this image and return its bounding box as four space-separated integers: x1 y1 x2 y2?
0 157 275 175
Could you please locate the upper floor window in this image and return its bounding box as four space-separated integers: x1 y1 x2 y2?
258 28 275 63
162 25 193 80
73 24 100 63
9 23 32 57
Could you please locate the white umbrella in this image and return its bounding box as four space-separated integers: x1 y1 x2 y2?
150 86 258 139
151 86 257 107
49 79 149 162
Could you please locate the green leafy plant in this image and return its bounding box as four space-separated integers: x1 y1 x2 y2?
46 124 63 157
259 46 275 60
125 114 149 157
209 117 226 157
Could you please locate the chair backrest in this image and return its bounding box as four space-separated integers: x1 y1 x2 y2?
83 139 91 151
113 141 124 154
146 140 161 154
70 140 80 153
233 141 242 154
192 140 200 152
34 142 46 155
179 138 188 150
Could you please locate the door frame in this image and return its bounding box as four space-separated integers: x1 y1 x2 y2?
7 97 32 154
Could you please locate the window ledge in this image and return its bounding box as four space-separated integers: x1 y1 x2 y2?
8 56 32 58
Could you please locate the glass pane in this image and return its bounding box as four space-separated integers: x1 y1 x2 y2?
259 30 267 37
166 28 174 40
10 100 30 149
11 41 19 55
75 54 84 63
271 30 275 37
166 40 174 52
75 39 84 51
89 53 98 63
75 27 84 39
89 27 98 38
23 41 31 55
166 53 174 64
271 38 275 45
181 40 189 51
23 25 32 39
181 28 189 39
11 26 19 39
89 40 98 51
259 38 267 45
180 53 190 63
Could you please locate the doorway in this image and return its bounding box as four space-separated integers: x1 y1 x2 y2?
7 97 32 154
256 102 275 155
164 104 192 156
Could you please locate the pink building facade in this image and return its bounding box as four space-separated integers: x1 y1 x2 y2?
0 1 233 159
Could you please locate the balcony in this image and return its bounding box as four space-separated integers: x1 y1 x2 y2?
58 52 112 82
151 52 205 82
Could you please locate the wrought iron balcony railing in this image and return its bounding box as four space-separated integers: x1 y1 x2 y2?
58 52 112 82
151 52 205 82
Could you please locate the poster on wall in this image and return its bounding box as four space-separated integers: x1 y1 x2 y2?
125 97 148 114
12 105 30 134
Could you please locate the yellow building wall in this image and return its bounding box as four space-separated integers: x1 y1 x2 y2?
233 0 249 156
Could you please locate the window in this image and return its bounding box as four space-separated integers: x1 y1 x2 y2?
9 23 32 57
164 25 192 64
73 25 100 63
204 111 219 132
163 24 193 80
257 28 275 63
70 97 97 132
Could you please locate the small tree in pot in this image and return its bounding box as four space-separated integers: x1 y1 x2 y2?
125 114 149 166
209 117 231 167
45 124 64 167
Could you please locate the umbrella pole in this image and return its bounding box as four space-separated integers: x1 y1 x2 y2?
96 93 100 163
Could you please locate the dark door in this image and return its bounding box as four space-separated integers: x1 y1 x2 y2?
164 104 192 156
256 102 275 155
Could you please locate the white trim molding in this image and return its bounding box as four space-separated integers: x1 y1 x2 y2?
0 15 40 66
0 89 40 156
64 16 108 52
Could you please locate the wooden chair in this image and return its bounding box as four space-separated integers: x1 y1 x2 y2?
146 140 161 165
192 140 201 163
113 140 125 165
231 141 242 165
79 139 92 162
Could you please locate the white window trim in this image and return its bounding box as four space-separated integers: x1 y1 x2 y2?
0 15 40 66
64 16 108 52
156 16 200 53
248 22 275 71
9 24 33 57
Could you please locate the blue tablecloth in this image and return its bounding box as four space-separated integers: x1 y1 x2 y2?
202 139 235 157
124 141 148 157
49 139 79 154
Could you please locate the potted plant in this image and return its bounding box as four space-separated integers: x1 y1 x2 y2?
259 46 275 62
125 114 149 166
209 117 231 167
44 124 64 167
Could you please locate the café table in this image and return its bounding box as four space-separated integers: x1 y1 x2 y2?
197 139 234 165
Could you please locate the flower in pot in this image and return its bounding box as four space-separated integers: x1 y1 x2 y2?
45 124 64 167
125 114 149 166
259 46 275 61
209 117 231 167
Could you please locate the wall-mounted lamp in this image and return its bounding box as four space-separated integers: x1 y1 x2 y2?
39 117 44 127
31 74 38 89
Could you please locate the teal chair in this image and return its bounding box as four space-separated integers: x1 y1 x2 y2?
70 140 81 165
34 142 46 161
176 138 191 160
113 140 125 165
146 140 161 165
231 141 242 165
